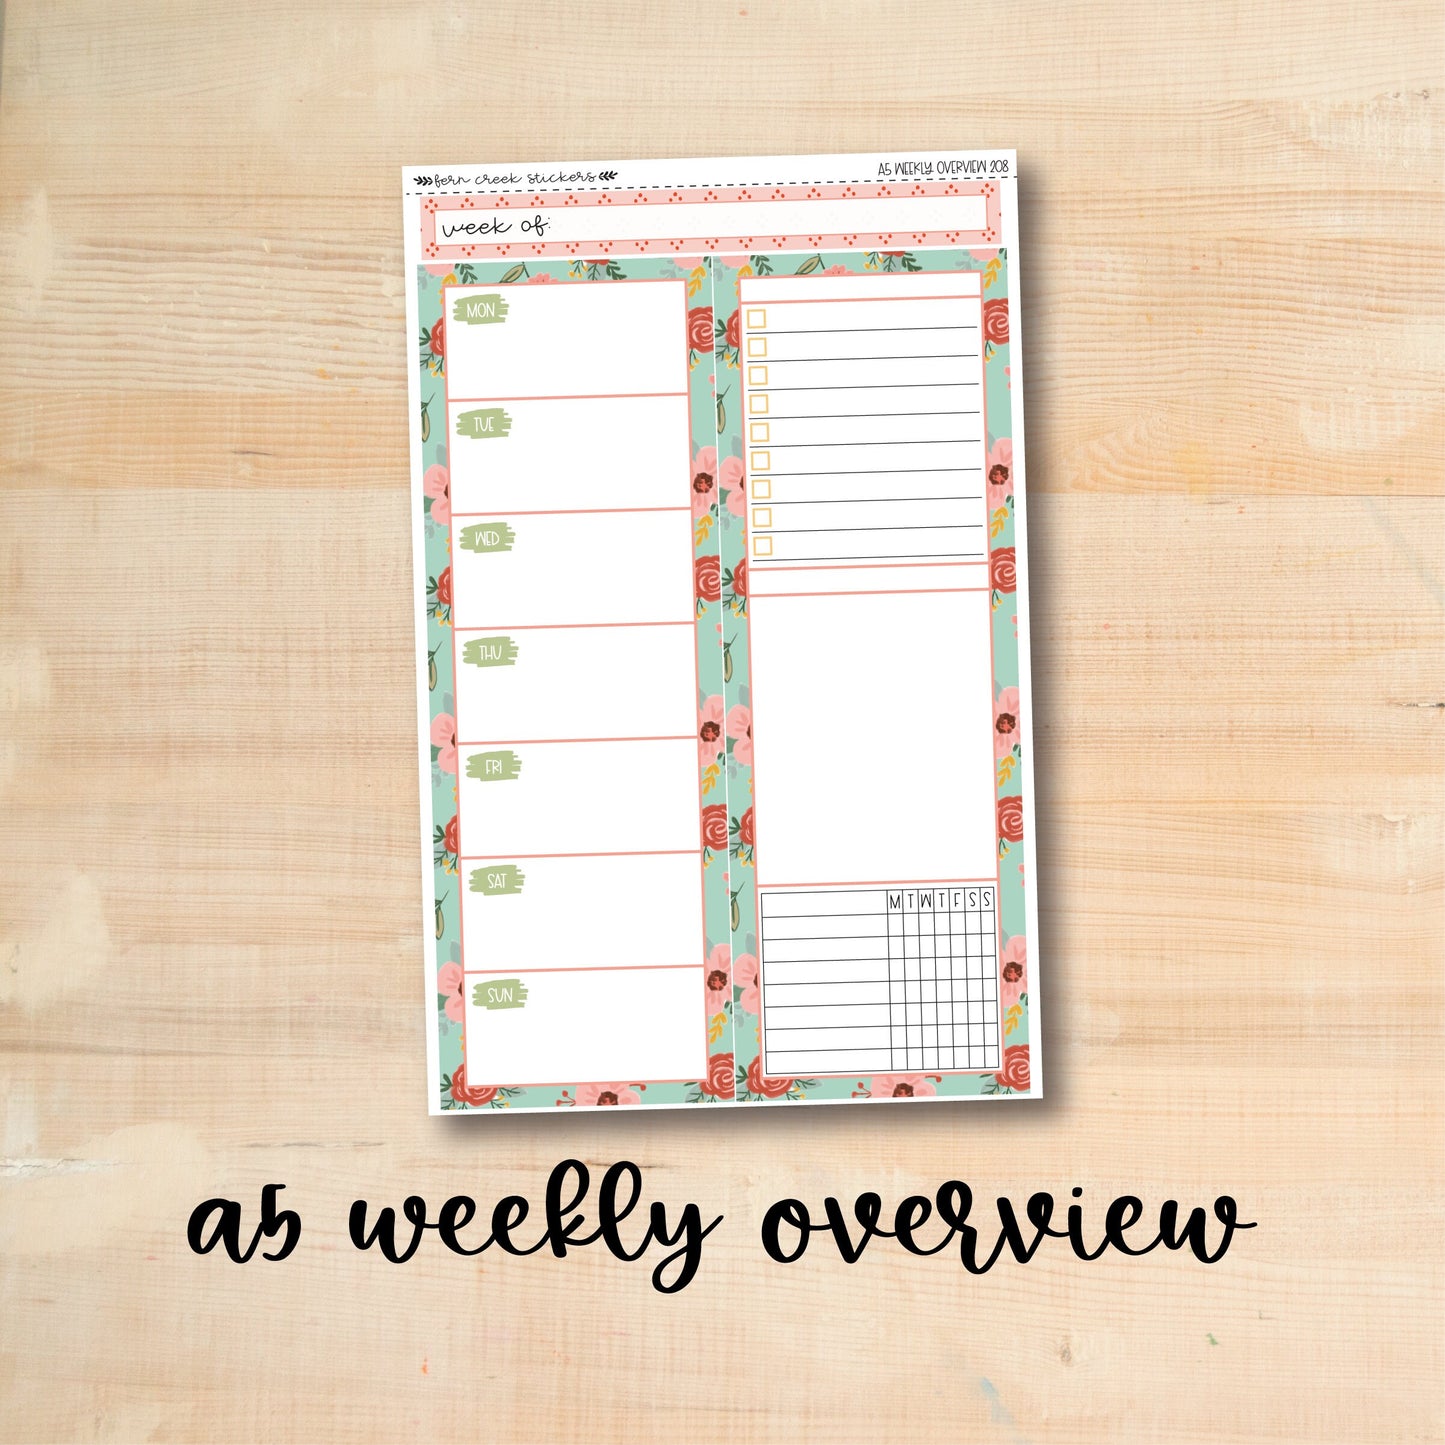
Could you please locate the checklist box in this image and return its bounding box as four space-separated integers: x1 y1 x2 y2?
748 393 769 414
746 336 768 358
749 422 770 443
752 478 772 500
750 451 771 472
753 534 774 557
748 365 768 386
746 308 767 328
752 507 773 529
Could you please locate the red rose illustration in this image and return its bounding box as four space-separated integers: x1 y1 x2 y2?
747 1055 793 1098
700 1051 736 1099
725 310 741 349
995 1044 1029 1091
731 557 748 599
701 804 729 850
982 297 1009 346
695 553 722 602
449 1060 498 1106
429 315 446 359
687 306 714 351
738 806 755 848
443 814 460 855
997 794 1024 843
989 546 1017 593
435 565 452 607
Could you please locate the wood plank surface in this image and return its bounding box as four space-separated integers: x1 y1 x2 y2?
1 3 1441 1442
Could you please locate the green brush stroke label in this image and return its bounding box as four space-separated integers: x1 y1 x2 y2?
472 978 528 1010
460 522 516 554
455 407 513 440
461 636 520 669
452 294 510 325
465 749 523 782
469 864 526 895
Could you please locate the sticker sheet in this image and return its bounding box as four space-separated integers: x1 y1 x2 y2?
403 152 1040 1113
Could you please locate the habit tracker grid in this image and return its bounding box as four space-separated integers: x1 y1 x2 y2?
404 152 1040 1114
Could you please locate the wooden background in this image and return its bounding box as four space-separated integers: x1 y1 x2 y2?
1 3 1441 1441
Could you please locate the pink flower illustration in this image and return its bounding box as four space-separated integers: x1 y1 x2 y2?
824 264 851 276
704 942 731 1013
986 438 1013 511
690 445 721 517
1000 935 1027 1008
423 463 451 526
577 1082 642 1106
698 694 725 764
437 961 464 1022
722 457 746 517
726 703 753 765
526 272 555 282
733 953 760 1014
993 685 1021 758
430 712 457 774
868 1074 937 1099
719 254 750 269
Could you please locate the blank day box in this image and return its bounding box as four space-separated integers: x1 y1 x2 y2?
753 535 774 557
750 422 770 442
746 308 767 328
751 450 771 472
746 336 768 358
752 507 773 529
748 365 768 386
749 394 769 415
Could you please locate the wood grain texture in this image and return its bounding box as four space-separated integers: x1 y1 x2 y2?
0 3 1441 1442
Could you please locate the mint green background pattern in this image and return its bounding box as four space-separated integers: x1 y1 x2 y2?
417 247 1029 1110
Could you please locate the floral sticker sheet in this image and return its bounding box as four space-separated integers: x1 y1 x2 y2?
403 153 1040 1114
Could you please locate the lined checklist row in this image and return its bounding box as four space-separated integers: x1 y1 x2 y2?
738 276 989 566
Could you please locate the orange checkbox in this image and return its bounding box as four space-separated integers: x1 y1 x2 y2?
746 308 767 328
746 336 768 358
749 422 770 443
750 450 771 472
752 478 772 500
748 393 769 414
747 365 768 386
753 535 774 557
752 507 773 529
